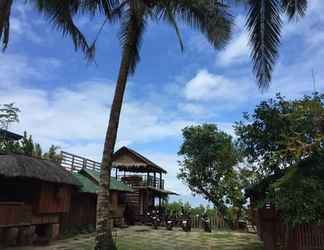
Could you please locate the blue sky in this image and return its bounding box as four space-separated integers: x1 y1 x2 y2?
1 1 324 206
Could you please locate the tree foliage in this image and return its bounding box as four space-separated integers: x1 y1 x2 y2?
164 200 217 217
178 124 243 216
236 93 324 226
0 103 62 163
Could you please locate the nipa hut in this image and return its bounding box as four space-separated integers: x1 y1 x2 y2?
0 154 80 247
112 146 177 223
60 168 133 231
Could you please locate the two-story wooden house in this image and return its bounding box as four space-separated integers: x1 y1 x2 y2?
112 146 177 223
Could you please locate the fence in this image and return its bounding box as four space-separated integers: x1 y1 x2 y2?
276 224 324 250
257 208 324 250
191 215 225 230
60 151 101 172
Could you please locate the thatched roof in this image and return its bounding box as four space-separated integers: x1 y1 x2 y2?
0 129 23 141
113 147 167 173
0 154 80 186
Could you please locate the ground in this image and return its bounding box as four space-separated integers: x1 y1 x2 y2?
8 226 263 250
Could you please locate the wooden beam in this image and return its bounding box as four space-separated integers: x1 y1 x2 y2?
160 172 162 189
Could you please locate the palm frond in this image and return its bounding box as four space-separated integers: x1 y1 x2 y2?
157 0 232 50
0 0 13 51
246 0 282 89
34 0 93 59
81 0 121 18
161 4 184 51
119 0 146 74
282 0 307 19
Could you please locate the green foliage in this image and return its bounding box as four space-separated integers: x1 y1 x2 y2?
43 145 62 164
236 93 324 226
177 124 252 221
164 201 217 217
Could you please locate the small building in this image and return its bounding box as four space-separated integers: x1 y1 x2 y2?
0 154 80 247
246 176 324 250
60 147 177 225
112 146 177 223
60 168 133 230
0 129 23 141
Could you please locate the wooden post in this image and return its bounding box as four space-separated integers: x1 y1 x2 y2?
159 172 162 189
71 155 75 172
153 172 156 188
115 168 118 179
147 172 149 186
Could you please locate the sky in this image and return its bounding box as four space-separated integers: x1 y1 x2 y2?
1 1 324 206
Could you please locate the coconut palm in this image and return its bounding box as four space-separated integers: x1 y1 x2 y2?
0 0 232 249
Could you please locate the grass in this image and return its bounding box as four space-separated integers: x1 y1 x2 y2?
115 226 263 250
8 226 263 250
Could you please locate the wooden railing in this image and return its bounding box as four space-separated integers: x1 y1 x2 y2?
116 175 165 190
191 215 225 230
60 151 101 172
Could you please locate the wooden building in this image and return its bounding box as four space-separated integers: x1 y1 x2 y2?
0 154 80 247
247 179 324 250
60 148 177 225
60 168 133 230
113 146 177 223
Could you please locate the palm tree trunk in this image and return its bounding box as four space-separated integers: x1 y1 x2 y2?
95 26 134 250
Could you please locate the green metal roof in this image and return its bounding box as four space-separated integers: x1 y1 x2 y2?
73 169 133 194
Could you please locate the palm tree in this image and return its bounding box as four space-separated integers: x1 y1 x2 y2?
1 0 232 249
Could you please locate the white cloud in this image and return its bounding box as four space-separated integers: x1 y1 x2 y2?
216 15 250 66
183 69 248 102
178 102 207 115
0 54 195 159
9 3 44 44
217 31 250 66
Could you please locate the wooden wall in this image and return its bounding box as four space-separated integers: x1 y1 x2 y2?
0 202 31 226
37 183 72 214
60 193 97 227
60 191 126 229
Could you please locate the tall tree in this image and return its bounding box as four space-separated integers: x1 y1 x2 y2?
235 93 324 226
0 1 232 249
177 124 240 216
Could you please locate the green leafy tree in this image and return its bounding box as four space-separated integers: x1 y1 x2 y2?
235 93 324 226
43 145 62 164
20 131 34 156
33 143 43 158
178 124 240 216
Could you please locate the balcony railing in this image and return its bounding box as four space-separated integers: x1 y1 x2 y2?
117 175 164 190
